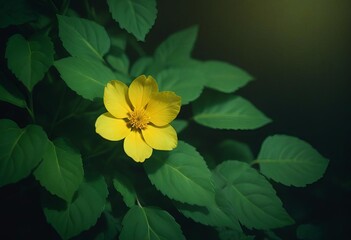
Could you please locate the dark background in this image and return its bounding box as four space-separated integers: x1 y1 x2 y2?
148 0 351 239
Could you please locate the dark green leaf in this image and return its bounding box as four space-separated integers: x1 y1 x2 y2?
43 176 108 239
144 141 214 206
95 211 121 240
257 135 329 187
0 0 37 28
107 0 157 41
57 15 110 61
113 174 136 208
106 53 130 75
0 78 26 108
130 57 153 77
193 91 271 129
34 139 84 202
120 206 185 240
54 57 115 100
218 228 255 240
0 119 48 187
172 119 188 133
296 224 323 240
215 139 254 163
201 60 253 93
213 160 294 229
5 34 54 91
154 26 198 64
156 67 204 105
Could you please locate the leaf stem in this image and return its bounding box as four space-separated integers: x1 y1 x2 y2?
250 159 259 166
26 92 36 123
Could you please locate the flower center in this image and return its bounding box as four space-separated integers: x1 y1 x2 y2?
128 108 150 130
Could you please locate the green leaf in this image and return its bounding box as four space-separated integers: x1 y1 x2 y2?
176 201 241 231
0 78 26 108
154 26 198 64
144 141 214 206
113 174 136 208
212 160 294 230
34 139 84 202
130 57 153 77
57 15 110 61
218 228 255 240
95 211 121 240
257 135 329 187
43 176 108 239
156 67 204 105
0 0 37 28
201 61 253 93
5 34 54 91
296 224 323 240
0 119 48 187
193 91 271 129
107 0 157 41
54 57 115 100
172 119 188 133
215 139 254 163
120 206 185 240
106 53 130 75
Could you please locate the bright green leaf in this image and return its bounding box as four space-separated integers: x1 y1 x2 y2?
34 139 84 202
193 91 271 129
144 141 214 206
0 119 48 187
213 160 294 230
113 174 136 208
107 0 157 41
54 57 115 100
0 78 26 108
106 53 130 74
201 60 253 93
43 176 108 239
57 15 110 61
154 26 198 64
120 206 185 240
156 67 204 105
176 201 242 231
5 34 54 91
257 135 329 187
0 0 37 28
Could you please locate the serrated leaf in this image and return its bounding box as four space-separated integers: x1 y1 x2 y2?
113 174 136 208
43 176 108 239
176 201 241 231
5 34 54 91
0 78 26 108
120 206 185 240
107 0 157 41
156 67 204 105
57 15 110 61
201 60 253 93
54 57 115 100
144 141 214 206
154 26 198 64
213 160 294 230
193 90 271 129
0 0 37 28
257 135 329 187
34 139 84 202
0 119 48 187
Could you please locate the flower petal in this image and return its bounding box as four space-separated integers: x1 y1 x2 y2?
146 91 181 126
104 80 132 118
95 113 130 141
124 130 152 162
142 124 177 150
128 75 158 109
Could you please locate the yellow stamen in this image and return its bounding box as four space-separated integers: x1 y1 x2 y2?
128 108 150 130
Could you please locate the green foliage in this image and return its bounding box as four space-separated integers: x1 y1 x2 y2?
107 0 157 41
0 119 48 187
213 161 294 229
57 15 110 61
34 139 84 202
193 90 271 129
144 141 214 206
257 135 329 187
5 34 54 91
54 57 115 100
120 206 185 240
0 1 330 239
43 176 108 239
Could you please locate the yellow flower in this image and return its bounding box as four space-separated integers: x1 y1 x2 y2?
95 75 181 162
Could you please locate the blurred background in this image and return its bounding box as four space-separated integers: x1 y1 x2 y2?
146 0 350 239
